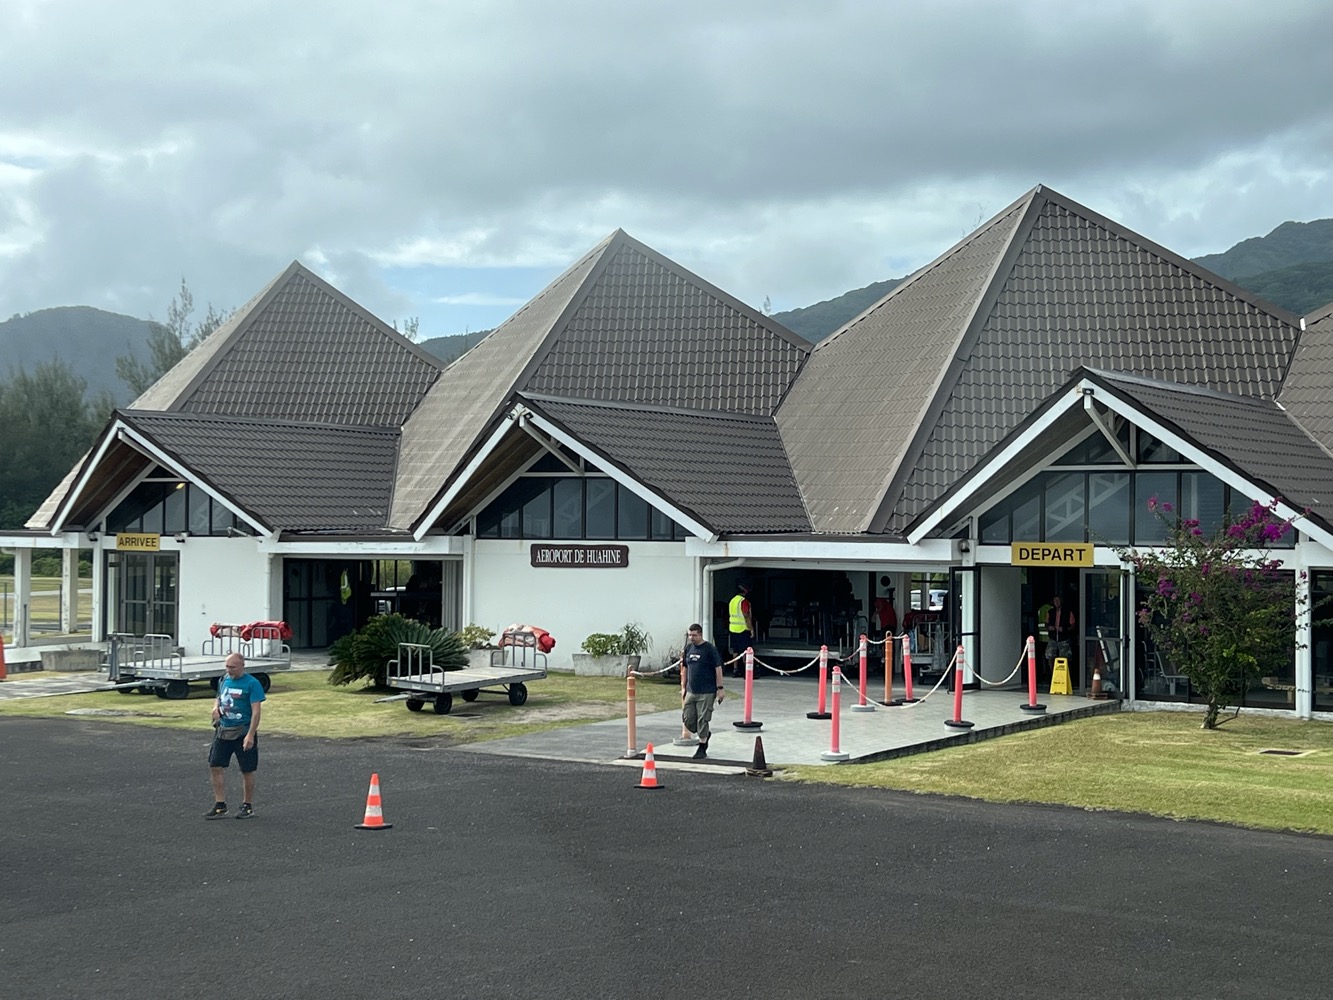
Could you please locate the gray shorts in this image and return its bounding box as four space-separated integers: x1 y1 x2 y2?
682 692 718 743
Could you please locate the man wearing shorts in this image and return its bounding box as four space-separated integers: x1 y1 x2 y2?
205 652 266 819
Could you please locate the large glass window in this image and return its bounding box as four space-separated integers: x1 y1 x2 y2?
107 478 241 536
1044 473 1085 541
1134 472 1177 544
477 475 686 541
552 478 584 537
1313 572 1333 714
617 485 648 539
585 480 615 538
1086 472 1131 545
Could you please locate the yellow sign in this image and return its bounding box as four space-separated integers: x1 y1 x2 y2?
116 532 161 551
1011 542 1093 567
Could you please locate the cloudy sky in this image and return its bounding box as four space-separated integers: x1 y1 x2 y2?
2 0 1331 338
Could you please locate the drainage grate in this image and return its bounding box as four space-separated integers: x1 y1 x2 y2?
1257 748 1314 757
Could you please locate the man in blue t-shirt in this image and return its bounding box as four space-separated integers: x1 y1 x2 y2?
205 653 266 819
681 623 725 759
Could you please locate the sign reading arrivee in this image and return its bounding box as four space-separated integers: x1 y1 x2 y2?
116 532 161 552
1010 542 1093 567
530 544 629 568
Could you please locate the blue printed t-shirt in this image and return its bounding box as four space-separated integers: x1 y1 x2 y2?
217 673 266 727
684 641 722 695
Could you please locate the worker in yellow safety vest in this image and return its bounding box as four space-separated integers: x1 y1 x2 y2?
727 582 756 678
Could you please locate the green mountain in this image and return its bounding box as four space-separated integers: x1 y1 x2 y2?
1194 219 1333 281
1233 260 1333 317
772 277 905 341
418 329 492 365
0 306 156 403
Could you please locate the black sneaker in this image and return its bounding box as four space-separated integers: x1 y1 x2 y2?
693 743 708 759
235 803 254 820
204 802 227 819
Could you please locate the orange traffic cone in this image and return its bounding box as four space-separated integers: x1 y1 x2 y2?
354 772 393 830
637 743 663 790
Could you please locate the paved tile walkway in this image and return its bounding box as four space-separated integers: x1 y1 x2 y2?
458 673 1118 771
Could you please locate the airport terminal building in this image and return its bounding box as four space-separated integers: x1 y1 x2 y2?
6 185 1333 718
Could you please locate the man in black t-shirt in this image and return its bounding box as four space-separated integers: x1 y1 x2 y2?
681 623 725 759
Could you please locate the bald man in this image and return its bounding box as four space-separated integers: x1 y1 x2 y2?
205 653 266 819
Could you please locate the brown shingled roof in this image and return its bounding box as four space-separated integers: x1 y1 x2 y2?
778 185 1305 537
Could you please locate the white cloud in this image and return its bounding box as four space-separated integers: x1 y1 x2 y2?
0 0 1330 333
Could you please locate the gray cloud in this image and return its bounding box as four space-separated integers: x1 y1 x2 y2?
2 0 1331 330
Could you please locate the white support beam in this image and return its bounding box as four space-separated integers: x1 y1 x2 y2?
60 548 79 634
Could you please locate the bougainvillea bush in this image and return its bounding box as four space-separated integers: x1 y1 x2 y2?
1121 498 1302 729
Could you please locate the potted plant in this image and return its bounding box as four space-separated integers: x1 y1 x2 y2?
457 624 498 669
572 622 653 676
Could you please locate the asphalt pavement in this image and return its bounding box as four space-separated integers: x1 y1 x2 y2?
2 717 1329 999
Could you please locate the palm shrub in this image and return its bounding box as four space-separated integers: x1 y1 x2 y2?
327 613 468 687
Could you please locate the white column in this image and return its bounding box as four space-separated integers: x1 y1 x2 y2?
90 541 105 642
61 547 79 633
13 548 32 646
1295 568 1312 719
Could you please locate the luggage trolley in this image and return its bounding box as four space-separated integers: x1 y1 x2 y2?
106 625 292 700
385 630 547 715
908 614 949 683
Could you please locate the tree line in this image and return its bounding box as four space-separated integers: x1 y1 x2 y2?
0 280 228 532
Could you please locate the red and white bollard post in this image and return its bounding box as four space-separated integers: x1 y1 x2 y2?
1019 634 1047 713
807 645 832 720
901 637 918 703
820 656 850 761
852 634 875 712
944 643 975 730
733 646 762 730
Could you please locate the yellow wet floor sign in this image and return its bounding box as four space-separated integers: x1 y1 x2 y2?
1050 657 1073 695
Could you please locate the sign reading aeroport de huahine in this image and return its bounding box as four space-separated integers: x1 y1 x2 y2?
1010 542 1093 567
530 544 630 568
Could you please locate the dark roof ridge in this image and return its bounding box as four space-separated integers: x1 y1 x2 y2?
862 191 1044 533
1035 186 1305 329
1305 300 1333 326
1080 367 1275 404
165 260 443 412
814 185 1043 353
120 407 401 435
520 392 777 423
609 230 813 352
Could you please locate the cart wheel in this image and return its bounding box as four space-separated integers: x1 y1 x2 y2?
164 680 191 700
253 673 271 692
153 686 168 699
508 683 528 706
433 692 453 715
406 699 424 712
209 676 221 692
116 684 135 695
461 688 479 702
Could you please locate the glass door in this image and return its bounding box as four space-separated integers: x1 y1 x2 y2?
1081 567 1125 696
949 565 981 688
113 552 179 639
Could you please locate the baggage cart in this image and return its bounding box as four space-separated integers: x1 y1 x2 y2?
384 632 546 715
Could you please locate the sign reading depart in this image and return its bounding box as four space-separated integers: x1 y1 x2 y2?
530 544 630 568
116 533 161 552
1010 542 1093 567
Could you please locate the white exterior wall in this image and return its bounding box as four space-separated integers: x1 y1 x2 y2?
471 540 695 671
175 539 274 654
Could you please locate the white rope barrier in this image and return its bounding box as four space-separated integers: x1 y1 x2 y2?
971 649 1028 688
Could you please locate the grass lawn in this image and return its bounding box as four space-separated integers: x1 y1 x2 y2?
786 711 1333 836
0 668 687 744
5 667 1331 836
